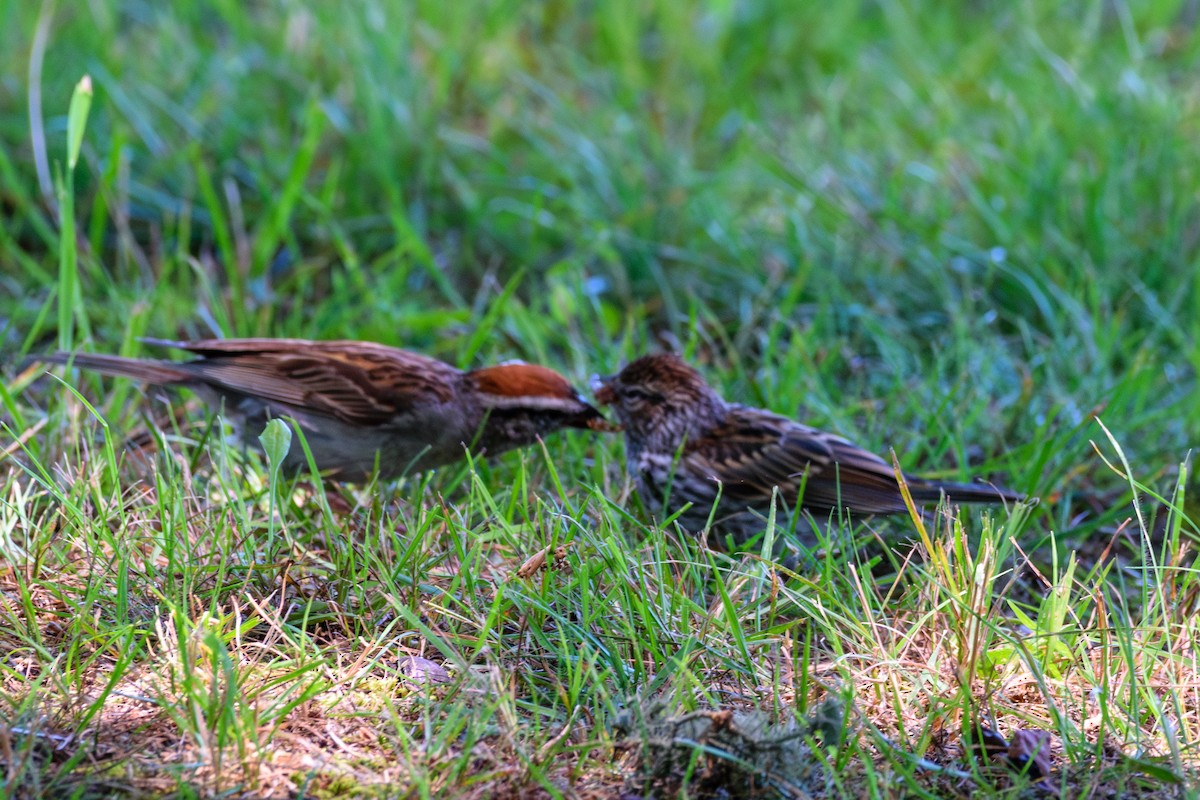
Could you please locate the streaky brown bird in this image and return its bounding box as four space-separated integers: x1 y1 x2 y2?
594 353 1021 548
32 337 611 479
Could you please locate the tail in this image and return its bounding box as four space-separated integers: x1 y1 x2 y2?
25 351 195 385
905 477 1023 506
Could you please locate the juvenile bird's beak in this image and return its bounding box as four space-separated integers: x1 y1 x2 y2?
591 374 617 407
571 394 622 432
586 414 622 432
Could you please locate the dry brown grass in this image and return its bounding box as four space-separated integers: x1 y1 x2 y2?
1 436 1196 800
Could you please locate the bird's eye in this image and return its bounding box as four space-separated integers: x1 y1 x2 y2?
621 386 657 403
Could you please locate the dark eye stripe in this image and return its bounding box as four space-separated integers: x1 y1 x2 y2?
624 387 665 403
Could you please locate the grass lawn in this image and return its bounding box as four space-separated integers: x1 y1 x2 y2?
3 1 1200 797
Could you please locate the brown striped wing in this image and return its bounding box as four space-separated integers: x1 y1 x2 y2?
680 405 911 515
146 338 462 427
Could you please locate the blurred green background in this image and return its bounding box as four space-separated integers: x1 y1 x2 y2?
3 0 1199 517
4 4 1200 795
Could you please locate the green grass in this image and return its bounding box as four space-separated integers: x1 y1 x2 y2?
3 0 1200 797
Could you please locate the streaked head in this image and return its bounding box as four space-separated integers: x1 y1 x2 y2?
593 353 724 443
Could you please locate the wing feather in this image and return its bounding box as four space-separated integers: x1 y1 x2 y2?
149 339 461 426
681 405 912 515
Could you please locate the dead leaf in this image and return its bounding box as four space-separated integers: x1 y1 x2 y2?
1008 728 1052 779
516 547 548 579
516 544 572 579
963 720 1008 763
398 656 450 686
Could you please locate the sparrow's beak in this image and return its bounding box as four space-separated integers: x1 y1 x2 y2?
591 374 617 407
571 392 622 432
586 414 622 432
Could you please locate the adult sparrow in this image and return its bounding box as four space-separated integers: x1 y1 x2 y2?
594 353 1021 547
31 338 611 479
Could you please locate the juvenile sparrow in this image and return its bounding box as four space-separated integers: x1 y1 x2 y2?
594 353 1021 547
32 338 611 479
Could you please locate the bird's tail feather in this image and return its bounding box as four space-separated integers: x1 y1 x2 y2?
26 352 193 385
906 477 1022 506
